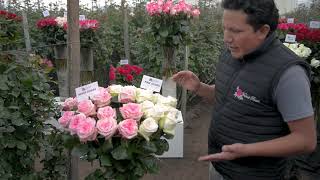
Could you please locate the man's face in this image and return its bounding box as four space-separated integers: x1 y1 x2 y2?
223 10 268 59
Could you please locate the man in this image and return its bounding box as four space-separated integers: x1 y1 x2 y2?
172 0 317 179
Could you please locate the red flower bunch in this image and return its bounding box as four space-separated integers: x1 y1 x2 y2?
277 22 320 42
79 20 99 30
109 64 143 85
36 17 58 29
0 10 22 21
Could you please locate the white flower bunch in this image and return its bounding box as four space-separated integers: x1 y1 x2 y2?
283 43 312 58
310 58 320 68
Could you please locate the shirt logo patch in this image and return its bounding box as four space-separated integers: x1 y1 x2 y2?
234 86 260 103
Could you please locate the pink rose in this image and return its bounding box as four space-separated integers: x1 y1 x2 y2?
58 111 75 128
77 99 96 116
63 97 78 111
191 9 200 17
96 118 118 140
77 117 97 142
118 86 136 103
69 113 86 135
120 103 143 121
118 119 138 139
92 87 112 108
97 106 117 120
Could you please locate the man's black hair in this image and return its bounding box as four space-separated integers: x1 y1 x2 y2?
222 0 279 33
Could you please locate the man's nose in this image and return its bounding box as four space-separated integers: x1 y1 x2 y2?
224 30 233 44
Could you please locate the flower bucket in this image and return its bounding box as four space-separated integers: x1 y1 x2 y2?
53 45 67 60
162 46 177 98
80 47 94 71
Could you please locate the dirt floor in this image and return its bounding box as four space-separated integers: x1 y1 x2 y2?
77 100 212 180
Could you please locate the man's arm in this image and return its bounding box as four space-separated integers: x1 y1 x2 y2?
198 116 316 161
245 116 316 157
195 82 216 103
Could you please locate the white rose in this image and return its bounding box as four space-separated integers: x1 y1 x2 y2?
108 85 123 97
141 100 155 116
166 107 179 120
151 93 162 104
300 47 312 58
311 58 320 68
159 115 178 136
55 17 67 27
138 117 158 141
136 88 154 103
157 95 177 108
283 43 289 47
148 104 169 120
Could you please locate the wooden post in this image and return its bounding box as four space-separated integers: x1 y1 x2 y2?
181 46 189 120
121 0 130 62
67 0 80 180
22 12 32 53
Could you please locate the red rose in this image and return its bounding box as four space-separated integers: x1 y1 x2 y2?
126 74 134 82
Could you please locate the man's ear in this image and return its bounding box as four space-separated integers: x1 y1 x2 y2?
258 24 270 40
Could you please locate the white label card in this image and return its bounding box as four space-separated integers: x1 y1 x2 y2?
120 59 129 65
285 34 296 43
140 75 163 93
287 18 295 24
43 10 50 17
79 15 86 20
64 11 67 17
75 82 99 101
310 21 320 29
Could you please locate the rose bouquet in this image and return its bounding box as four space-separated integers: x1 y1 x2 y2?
109 64 144 86
36 16 99 47
146 0 200 77
59 85 179 179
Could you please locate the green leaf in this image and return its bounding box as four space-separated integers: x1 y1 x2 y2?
173 35 180 45
159 29 169 38
11 118 26 126
16 141 27 150
141 141 157 153
0 75 9 90
111 145 130 160
140 156 159 173
154 139 169 155
72 144 89 157
100 155 112 167
0 126 15 133
62 134 80 149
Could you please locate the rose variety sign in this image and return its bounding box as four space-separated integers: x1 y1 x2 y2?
58 85 179 179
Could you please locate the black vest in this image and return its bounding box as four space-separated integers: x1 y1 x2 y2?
209 33 311 180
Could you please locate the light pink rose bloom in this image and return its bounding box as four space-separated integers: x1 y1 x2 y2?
58 111 75 128
118 86 136 103
63 97 78 111
96 118 118 140
69 113 86 135
77 117 97 142
162 0 172 14
77 99 96 116
120 103 143 121
97 106 117 120
192 9 200 17
118 119 138 139
92 87 112 108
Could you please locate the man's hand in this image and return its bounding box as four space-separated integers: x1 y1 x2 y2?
198 143 247 161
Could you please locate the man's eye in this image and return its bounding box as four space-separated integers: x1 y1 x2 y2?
230 29 242 33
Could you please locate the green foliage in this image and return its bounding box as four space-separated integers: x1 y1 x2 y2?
63 130 169 179
0 10 23 51
38 131 68 180
0 53 57 179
